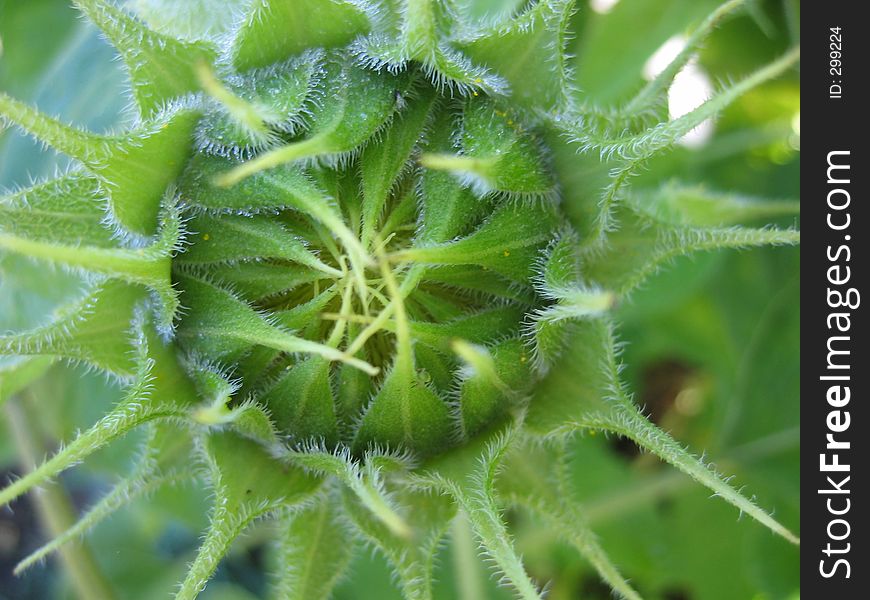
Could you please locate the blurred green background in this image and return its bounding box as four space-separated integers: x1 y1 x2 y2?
1 1 798 598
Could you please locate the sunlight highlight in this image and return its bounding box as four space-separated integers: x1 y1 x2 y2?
590 0 621 14
644 35 715 148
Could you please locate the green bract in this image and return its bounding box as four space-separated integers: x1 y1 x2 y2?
0 1 799 599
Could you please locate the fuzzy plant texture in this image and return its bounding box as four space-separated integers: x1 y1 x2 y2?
0 0 800 599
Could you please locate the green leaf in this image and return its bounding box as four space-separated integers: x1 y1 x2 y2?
0 282 142 377
210 426 323 500
0 230 173 295
0 202 180 331
352 246 454 457
421 98 555 198
273 501 355 600
581 207 800 297
356 0 508 95
406 285 470 323
525 233 611 366
175 274 376 374
218 58 402 185
529 284 614 363
360 89 436 247
176 430 322 600
537 232 580 290
92 110 199 237
352 359 454 456
259 357 339 444
230 0 371 71
626 182 801 227
0 326 193 507
413 342 455 393
400 0 450 58
227 400 281 445
0 173 114 246
0 93 199 236
0 91 102 169
196 49 326 158
408 305 526 352
375 184 419 243
429 429 544 600
421 265 535 303
455 338 531 438
180 154 317 214
526 316 572 371
417 106 486 244
398 201 561 282
74 0 218 116
422 45 509 96
458 0 575 110
184 356 237 402
182 153 370 293
342 485 456 600
272 285 340 333
285 446 412 538
336 323 375 421
496 439 642 600
178 213 339 276
130 0 249 41
526 318 799 545
525 319 625 435
196 261 325 301
0 2 803 597
454 0 527 23
183 360 279 444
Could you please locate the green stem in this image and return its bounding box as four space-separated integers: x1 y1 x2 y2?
346 264 426 356
176 501 254 600
419 153 496 177
447 434 543 600
601 407 800 545
4 398 116 600
16 470 188 575
216 137 327 186
260 172 372 301
252 331 378 375
0 92 98 163
351 470 411 540
451 510 485 600
0 394 185 507
377 243 413 376
0 233 171 289
583 427 800 525
196 61 273 139
452 484 542 600
626 0 748 112
616 226 800 295
285 450 411 539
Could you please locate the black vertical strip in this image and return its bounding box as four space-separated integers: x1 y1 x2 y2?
802 2 866 595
